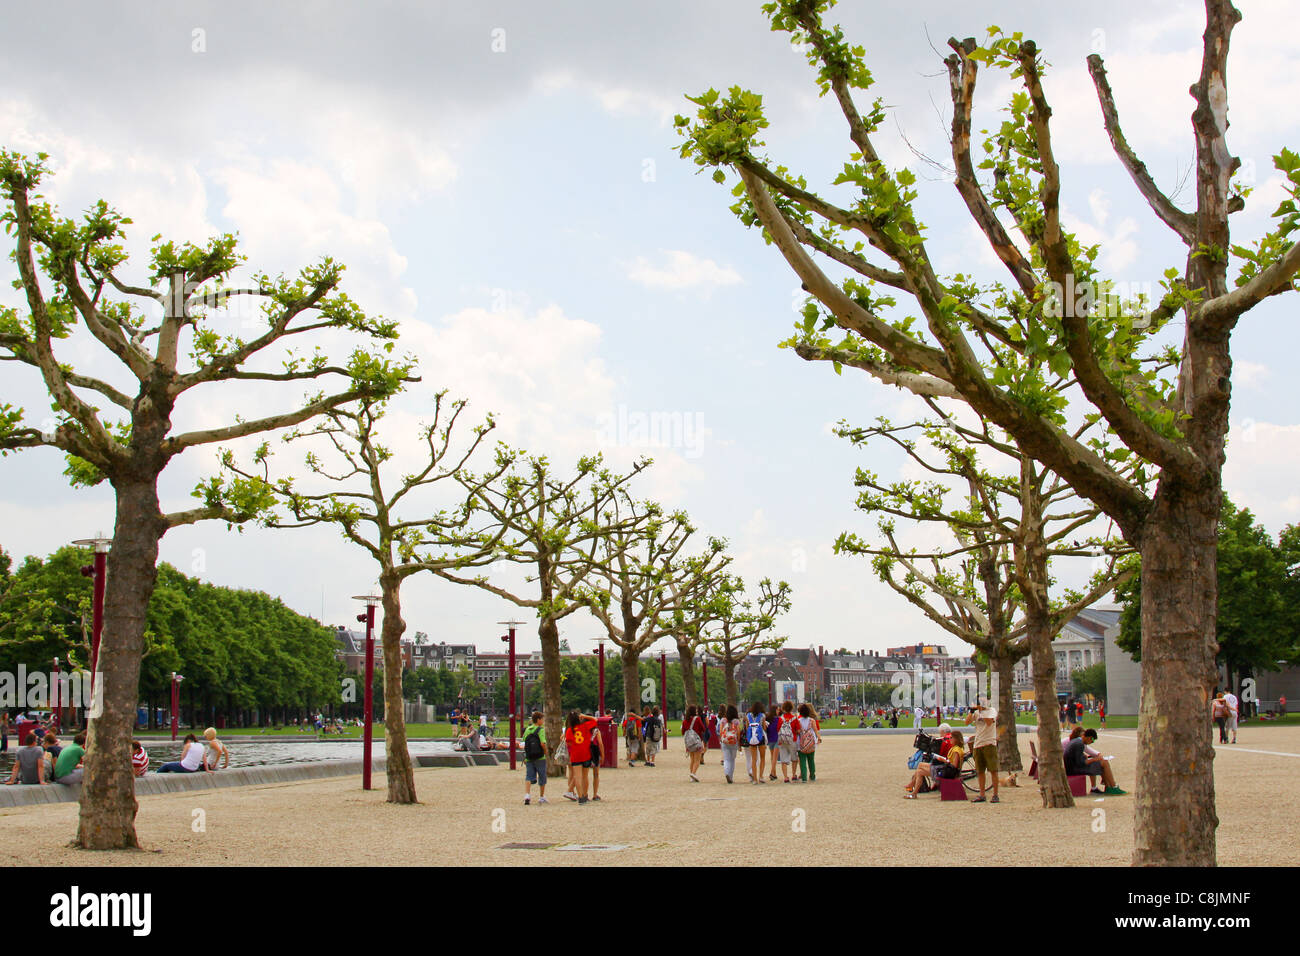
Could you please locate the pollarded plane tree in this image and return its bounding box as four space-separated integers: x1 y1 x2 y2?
219 391 508 803
677 0 1300 865
0 152 410 850
837 399 1137 806
578 490 731 720
432 453 650 774
700 574 792 708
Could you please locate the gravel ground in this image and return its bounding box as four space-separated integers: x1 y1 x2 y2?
2 729 1293 866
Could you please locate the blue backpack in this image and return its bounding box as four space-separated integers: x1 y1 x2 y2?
745 714 766 746
907 749 924 770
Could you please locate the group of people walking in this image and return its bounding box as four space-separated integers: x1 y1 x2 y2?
517 699 825 806
656 700 822 785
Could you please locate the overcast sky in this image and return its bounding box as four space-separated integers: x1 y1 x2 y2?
2 0 1298 657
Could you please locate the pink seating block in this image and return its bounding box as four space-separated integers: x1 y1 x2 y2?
939 776 968 801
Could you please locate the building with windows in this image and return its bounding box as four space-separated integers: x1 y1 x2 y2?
1012 607 1119 702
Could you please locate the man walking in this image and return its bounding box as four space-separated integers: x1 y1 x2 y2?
1223 687 1239 744
965 698 999 804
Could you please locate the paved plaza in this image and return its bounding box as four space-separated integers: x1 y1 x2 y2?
2 729 1293 866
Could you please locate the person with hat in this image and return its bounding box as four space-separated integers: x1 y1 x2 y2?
965 697 1000 804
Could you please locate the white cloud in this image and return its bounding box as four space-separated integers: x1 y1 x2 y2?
1223 421 1300 529
625 249 742 290
533 70 679 124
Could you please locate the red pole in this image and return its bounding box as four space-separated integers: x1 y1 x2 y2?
597 642 606 717
362 602 376 791
170 673 179 741
660 652 669 750
505 626 517 771
768 676 773 710
90 549 106 688
51 657 60 732
702 660 709 709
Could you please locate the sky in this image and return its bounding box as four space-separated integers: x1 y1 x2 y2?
2 0 1298 657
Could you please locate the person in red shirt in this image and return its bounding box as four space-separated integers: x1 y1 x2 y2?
564 711 599 804
130 739 149 777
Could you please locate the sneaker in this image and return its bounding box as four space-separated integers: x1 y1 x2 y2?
563 792 578 802
591 795 601 802
538 797 549 805
1090 788 1105 795
628 761 636 767
989 795 999 804
971 796 986 803
726 774 733 783
689 773 699 782
768 774 777 781
523 796 531 805
578 796 588 804
1103 786 1127 796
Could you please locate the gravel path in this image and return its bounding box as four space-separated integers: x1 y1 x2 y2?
2 729 1291 866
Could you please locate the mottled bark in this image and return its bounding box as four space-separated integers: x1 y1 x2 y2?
1133 486 1220 865
76 478 163 849
992 651 1022 772
379 574 416 804
724 659 739 708
540 613 564 777
676 637 698 711
620 644 641 717
1029 618 1072 809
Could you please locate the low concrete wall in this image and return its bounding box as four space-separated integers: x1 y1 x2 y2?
0 752 500 809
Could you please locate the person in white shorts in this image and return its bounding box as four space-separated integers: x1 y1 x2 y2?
1223 689 1239 744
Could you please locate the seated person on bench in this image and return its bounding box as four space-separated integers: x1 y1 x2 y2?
1064 729 1126 796
905 730 964 798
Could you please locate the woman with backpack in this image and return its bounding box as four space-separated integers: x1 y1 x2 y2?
765 705 781 781
682 705 707 782
718 704 742 783
795 703 822 783
776 700 799 783
743 701 768 783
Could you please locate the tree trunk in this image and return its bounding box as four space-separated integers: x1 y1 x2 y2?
1029 617 1073 809
1133 485 1219 866
380 574 417 804
620 645 641 716
724 659 739 708
76 478 163 850
619 647 645 760
676 637 698 711
992 651 1022 772
540 615 565 777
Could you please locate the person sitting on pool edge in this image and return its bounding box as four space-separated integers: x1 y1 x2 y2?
1064 728 1126 795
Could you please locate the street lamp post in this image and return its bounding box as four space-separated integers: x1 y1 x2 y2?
501 620 524 771
170 672 184 741
52 657 61 732
660 651 668 750
73 534 110 708
702 659 709 710
765 670 774 710
596 641 606 716
353 593 380 791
